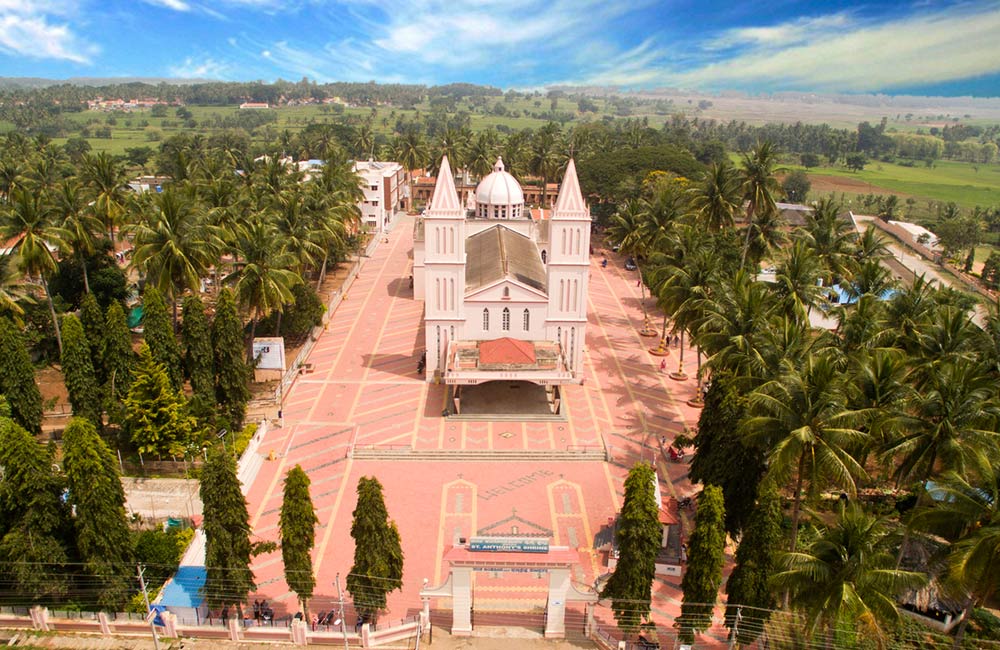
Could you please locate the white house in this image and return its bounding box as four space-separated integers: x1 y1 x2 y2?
353 160 408 233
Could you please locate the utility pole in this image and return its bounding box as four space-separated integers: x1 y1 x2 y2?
137 563 161 650
335 573 349 650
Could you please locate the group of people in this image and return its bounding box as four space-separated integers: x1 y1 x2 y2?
252 599 274 626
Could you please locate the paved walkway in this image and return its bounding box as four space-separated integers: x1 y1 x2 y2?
242 213 710 636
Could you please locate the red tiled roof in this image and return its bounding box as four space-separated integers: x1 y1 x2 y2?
479 337 536 365
659 506 679 526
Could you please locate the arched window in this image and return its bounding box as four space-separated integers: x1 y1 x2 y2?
502 286 510 300
523 309 530 331
502 307 510 331
482 308 490 331
541 249 547 264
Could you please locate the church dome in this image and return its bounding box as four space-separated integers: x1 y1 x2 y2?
475 157 524 219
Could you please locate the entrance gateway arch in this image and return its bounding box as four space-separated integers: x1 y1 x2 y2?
419 537 597 637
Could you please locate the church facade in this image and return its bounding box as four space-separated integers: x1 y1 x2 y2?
412 156 591 389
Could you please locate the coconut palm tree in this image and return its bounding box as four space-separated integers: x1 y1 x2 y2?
743 353 868 550
772 503 926 647
688 161 741 232
884 359 1000 488
0 252 29 324
773 239 824 325
53 179 102 295
130 187 224 325
607 200 656 334
698 270 780 383
227 217 301 354
909 468 1000 650
802 196 856 285
529 123 563 208
1 187 65 354
80 152 129 244
738 141 782 270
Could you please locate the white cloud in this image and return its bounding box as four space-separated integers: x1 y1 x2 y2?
673 5 1000 92
705 13 854 51
141 0 191 11
0 2 95 63
168 55 231 78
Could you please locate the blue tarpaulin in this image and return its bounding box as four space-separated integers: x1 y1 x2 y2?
159 565 206 609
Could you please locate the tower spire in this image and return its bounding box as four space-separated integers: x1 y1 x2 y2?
427 155 463 216
551 158 587 219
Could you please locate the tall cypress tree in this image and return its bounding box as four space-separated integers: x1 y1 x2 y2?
63 417 134 610
600 463 661 634
677 485 727 643
102 301 135 405
123 344 196 457
279 465 318 615
201 446 255 611
689 372 766 537
212 288 251 429
79 293 106 383
347 476 404 621
0 316 43 434
61 314 103 426
0 417 70 602
181 295 215 409
143 286 183 390
725 481 782 647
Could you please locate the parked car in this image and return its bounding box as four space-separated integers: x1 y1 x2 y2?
625 257 637 271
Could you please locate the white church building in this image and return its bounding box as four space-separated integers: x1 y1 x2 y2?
412 155 590 413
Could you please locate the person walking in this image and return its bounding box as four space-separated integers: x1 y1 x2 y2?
659 358 666 373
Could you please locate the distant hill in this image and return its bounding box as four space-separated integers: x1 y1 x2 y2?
0 77 212 89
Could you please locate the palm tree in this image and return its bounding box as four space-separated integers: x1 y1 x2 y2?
884 359 999 488
1 188 65 354
855 226 892 264
0 252 29 324
773 238 824 325
772 503 926 647
392 128 428 174
688 161 741 232
227 217 301 355
744 353 868 550
607 201 656 335
80 152 129 244
738 141 782 270
53 179 102 295
803 196 856 285
273 189 325 276
466 130 499 180
698 270 779 382
130 187 224 325
909 469 1000 650
352 121 375 160
529 123 563 208
308 154 362 289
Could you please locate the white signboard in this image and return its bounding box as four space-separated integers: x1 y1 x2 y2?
252 337 286 370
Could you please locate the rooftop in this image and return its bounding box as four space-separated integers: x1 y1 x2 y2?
465 225 546 294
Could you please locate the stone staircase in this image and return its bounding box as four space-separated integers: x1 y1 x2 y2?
349 446 608 462
447 412 567 422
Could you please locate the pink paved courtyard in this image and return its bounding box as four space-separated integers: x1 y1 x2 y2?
243 213 719 639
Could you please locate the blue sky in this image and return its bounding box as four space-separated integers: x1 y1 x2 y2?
2 0 1000 96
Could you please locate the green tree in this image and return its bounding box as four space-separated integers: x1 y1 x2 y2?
772 504 925 647
123 344 196 457
689 372 766 537
0 417 70 602
909 468 1000 650
181 295 215 409
79 293 106 381
0 316 43 433
2 187 65 354
279 465 318 615
744 354 868 551
347 476 404 622
102 301 134 406
689 161 741 232
201 446 256 611
62 417 134 609
781 170 811 203
738 141 782 270
724 482 782 647
60 314 102 426
677 485 726 643
142 286 183 390
212 288 252 428
600 463 660 633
